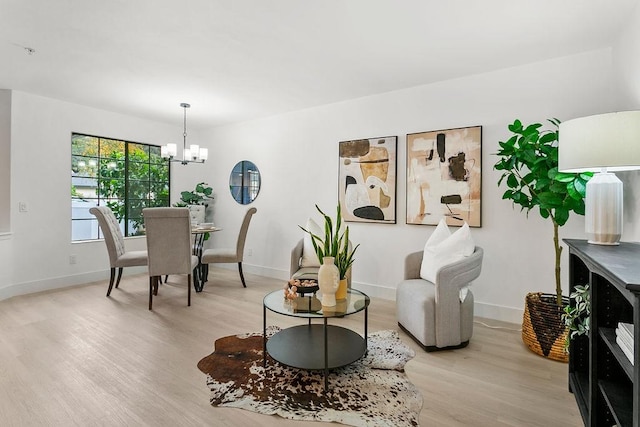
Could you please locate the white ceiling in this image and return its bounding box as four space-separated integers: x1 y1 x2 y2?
1 0 638 129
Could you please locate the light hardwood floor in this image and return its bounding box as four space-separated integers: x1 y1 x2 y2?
0 268 582 426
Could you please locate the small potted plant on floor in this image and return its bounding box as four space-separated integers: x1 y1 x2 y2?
494 118 591 361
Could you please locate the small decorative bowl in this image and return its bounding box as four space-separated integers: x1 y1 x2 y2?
288 279 319 294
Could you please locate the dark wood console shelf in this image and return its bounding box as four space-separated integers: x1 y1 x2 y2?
565 239 640 427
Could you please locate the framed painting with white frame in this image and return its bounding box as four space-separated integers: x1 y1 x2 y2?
338 136 397 224
406 126 482 227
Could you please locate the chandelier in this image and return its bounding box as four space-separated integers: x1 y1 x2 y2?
161 103 208 165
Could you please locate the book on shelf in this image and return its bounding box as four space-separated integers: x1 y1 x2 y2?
618 322 634 338
615 335 635 365
616 324 634 349
615 322 635 365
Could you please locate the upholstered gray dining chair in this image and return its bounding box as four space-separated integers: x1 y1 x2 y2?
201 207 257 287
143 207 199 310
396 246 483 351
90 206 148 297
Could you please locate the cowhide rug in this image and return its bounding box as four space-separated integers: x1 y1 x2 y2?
197 327 422 426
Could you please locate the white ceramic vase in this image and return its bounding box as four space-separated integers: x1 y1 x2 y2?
188 205 206 226
318 256 339 307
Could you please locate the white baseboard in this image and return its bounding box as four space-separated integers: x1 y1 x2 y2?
241 264 524 324
0 266 146 302
474 302 524 325
0 263 525 325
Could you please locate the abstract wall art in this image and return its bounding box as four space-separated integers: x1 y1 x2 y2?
406 126 482 227
338 136 397 223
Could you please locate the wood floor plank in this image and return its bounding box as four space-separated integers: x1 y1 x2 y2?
0 268 582 426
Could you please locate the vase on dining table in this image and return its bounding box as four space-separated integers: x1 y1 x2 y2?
188 205 206 226
318 256 339 307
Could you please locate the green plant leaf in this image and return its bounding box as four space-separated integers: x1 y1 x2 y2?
555 207 569 226
554 172 576 183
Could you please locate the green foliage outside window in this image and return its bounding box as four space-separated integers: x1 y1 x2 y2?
71 134 170 240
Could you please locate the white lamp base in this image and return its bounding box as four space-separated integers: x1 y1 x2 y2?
585 171 623 245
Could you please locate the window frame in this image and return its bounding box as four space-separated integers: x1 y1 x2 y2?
71 133 171 241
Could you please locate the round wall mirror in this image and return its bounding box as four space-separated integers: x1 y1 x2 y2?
229 160 261 204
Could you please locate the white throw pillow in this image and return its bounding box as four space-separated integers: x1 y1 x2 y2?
300 218 322 267
420 219 475 283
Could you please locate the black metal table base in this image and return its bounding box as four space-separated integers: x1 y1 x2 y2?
263 305 369 391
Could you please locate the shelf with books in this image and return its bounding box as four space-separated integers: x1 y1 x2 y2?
565 239 640 427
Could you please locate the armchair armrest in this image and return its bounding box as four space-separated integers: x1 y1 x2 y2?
435 246 483 291
404 251 423 280
290 238 304 278
433 246 483 348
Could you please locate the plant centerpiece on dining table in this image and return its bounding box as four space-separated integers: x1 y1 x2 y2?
300 203 359 300
494 118 592 361
174 182 214 238
173 182 214 207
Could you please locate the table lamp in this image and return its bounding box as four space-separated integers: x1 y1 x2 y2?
558 111 640 245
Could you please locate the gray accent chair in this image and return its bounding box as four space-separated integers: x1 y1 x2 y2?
90 206 148 297
290 238 319 281
396 246 483 351
290 238 353 285
201 207 257 287
143 207 199 310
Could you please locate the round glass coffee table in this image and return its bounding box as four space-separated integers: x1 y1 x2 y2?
262 288 370 391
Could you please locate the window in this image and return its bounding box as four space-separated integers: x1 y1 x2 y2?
71 133 170 241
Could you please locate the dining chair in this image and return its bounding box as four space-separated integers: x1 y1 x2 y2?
143 207 199 310
90 206 148 297
201 207 257 287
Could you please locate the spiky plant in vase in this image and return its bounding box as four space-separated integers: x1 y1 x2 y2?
300 203 359 298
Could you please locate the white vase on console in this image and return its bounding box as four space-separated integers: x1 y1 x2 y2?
318 256 339 307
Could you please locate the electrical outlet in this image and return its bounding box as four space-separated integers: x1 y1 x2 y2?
18 202 27 212
69 254 77 265
247 248 253 256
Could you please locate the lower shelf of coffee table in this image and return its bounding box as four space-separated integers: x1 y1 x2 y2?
266 324 365 370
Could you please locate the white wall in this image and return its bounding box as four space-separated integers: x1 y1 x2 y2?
201 49 617 323
0 90 10 232
0 91 200 299
613 2 640 241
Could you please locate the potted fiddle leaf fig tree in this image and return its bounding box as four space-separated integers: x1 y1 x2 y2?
494 118 591 361
174 182 214 236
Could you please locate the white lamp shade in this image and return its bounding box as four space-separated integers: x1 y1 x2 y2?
558 110 640 245
199 148 208 161
558 111 640 173
189 144 200 158
183 148 192 160
166 143 177 157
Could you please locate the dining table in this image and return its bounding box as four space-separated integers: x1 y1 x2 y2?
191 224 221 291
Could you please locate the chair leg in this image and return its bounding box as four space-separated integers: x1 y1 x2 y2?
153 277 159 295
238 262 247 288
107 268 116 296
148 276 154 310
115 268 124 288
187 275 192 306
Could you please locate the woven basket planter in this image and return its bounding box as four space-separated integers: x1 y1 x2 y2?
522 292 569 363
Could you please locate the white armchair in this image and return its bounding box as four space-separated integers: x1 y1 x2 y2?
396 246 483 351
